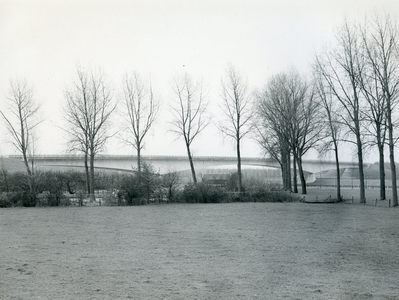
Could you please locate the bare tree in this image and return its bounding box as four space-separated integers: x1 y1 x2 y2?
0 78 41 205
314 72 343 201
1 79 40 176
359 13 399 206
255 70 323 194
355 18 389 200
293 84 324 195
219 65 253 196
170 74 209 184
63 68 116 201
315 20 367 203
121 72 160 172
254 74 292 191
162 171 181 202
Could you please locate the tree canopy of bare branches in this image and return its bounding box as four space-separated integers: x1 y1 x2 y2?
63 68 116 201
120 72 160 172
170 74 209 184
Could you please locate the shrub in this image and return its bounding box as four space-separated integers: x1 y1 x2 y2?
5 172 37 207
181 182 230 203
119 175 143 205
182 182 201 203
0 193 13 208
242 177 291 202
118 163 161 205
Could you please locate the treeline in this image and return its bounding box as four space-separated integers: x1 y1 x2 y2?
1 13 399 206
0 164 294 208
256 14 399 205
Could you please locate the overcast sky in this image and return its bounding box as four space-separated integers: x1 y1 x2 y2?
1 0 398 161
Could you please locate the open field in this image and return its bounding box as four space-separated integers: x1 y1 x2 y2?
1 203 399 299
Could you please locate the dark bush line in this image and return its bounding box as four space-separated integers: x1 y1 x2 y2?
0 169 294 208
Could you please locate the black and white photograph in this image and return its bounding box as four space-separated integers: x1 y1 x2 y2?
1 0 399 299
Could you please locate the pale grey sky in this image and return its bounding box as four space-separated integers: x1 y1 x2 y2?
0 0 398 161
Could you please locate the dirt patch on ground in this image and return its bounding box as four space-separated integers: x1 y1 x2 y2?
1 203 399 299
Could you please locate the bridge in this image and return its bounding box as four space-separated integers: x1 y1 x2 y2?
3 154 359 175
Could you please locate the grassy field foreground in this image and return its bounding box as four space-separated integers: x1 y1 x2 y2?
1 203 399 299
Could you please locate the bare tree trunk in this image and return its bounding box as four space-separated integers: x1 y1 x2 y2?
282 150 292 191
137 143 141 173
356 131 366 203
186 143 197 184
378 147 386 200
281 150 291 191
22 148 35 205
297 155 307 194
280 149 289 190
84 152 90 194
22 150 32 177
237 137 242 198
287 153 292 191
376 129 386 200
387 109 398 206
333 141 341 202
89 150 95 202
293 153 298 193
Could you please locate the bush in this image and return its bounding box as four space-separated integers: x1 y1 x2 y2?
241 177 290 202
119 175 144 205
199 184 230 203
0 193 13 208
118 163 161 205
182 183 201 203
178 179 294 204
0 168 295 207
4 172 37 207
181 182 230 203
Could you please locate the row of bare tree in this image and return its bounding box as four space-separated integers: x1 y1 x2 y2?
0 64 251 202
1 13 399 206
316 14 399 206
255 14 399 206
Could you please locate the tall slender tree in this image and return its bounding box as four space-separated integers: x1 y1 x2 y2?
219 65 253 196
170 74 209 184
314 72 343 201
1 78 41 205
315 20 367 203
357 21 388 200
360 13 399 206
